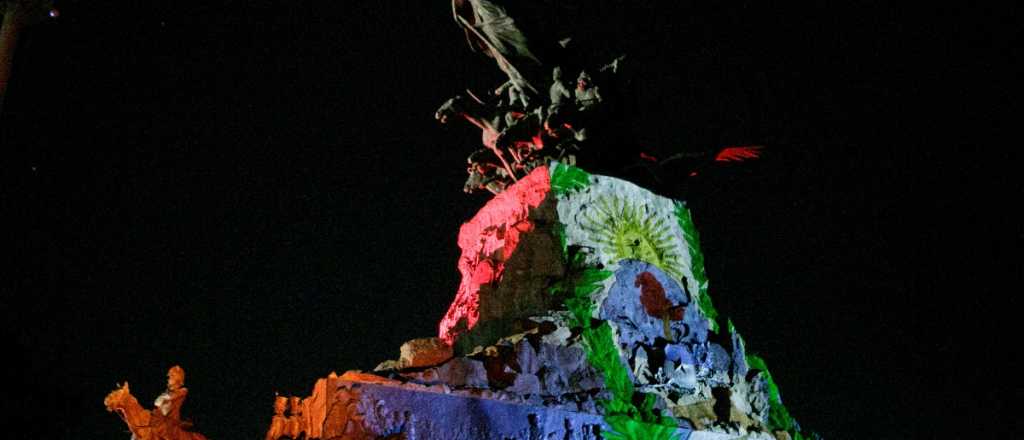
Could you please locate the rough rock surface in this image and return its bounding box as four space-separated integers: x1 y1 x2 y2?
438 169 566 351
399 337 453 369
275 373 691 439
267 165 807 440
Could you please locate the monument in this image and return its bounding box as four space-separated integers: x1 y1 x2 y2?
257 2 809 438
105 2 811 439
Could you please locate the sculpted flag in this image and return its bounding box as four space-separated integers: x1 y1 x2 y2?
452 0 544 93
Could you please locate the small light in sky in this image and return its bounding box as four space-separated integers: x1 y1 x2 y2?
49 9 60 18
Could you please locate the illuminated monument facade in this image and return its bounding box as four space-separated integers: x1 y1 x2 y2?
280 1 811 438
96 2 816 438
263 163 810 439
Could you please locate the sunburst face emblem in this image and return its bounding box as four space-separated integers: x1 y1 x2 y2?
578 196 684 279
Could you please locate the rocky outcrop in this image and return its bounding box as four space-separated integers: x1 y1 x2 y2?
402 338 450 367
438 168 565 351
273 371 686 439
267 165 809 440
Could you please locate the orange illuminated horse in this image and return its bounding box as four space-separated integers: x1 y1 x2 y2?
104 383 207 440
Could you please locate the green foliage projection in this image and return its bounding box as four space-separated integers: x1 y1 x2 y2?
551 249 681 440
731 307 814 438
674 202 719 332
549 165 811 438
728 319 745 348
746 354 809 438
602 414 685 440
554 222 568 255
551 162 592 195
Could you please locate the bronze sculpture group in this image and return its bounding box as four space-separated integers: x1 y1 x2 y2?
442 0 629 194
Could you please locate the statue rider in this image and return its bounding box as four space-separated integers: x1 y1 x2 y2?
548 66 572 109
285 396 305 439
496 79 529 110
574 70 601 111
264 395 288 440
152 365 191 439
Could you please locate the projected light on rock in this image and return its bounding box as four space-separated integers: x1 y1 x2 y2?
239 0 815 436
577 195 686 279
438 166 552 344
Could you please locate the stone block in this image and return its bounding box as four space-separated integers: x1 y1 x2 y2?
399 337 453 369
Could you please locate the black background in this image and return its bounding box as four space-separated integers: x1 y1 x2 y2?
2 1 1014 438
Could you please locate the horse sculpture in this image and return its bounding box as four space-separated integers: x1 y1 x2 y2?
104 383 207 440
437 93 568 194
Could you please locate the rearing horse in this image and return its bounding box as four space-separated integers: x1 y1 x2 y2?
104 383 207 440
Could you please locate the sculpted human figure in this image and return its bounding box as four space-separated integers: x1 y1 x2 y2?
155 365 188 421
150 365 197 439
574 70 601 110
496 79 529 110
265 396 288 440
436 94 521 181
548 66 572 108
435 94 502 146
465 148 509 194
104 365 206 440
438 3 647 193
544 66 576 141
285 396 306 439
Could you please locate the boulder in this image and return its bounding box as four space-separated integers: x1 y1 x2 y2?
399 337 452 369
434 358 488 389
514 339 539 375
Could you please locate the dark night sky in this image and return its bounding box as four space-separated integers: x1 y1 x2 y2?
2 2 1014 439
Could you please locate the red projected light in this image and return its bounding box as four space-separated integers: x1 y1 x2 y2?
438 167 551 344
